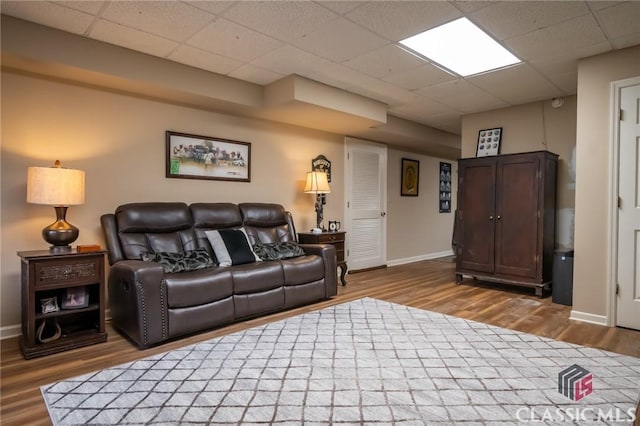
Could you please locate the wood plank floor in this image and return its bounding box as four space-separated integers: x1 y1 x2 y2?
2 257 639 425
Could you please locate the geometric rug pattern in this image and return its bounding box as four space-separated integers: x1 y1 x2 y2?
41 298 640 425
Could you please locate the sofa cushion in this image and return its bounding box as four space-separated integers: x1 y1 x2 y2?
253 242 305 261
281 255 325 286
141 248 215 273
165 268 233 308
230 261 284 294
206 228 261 266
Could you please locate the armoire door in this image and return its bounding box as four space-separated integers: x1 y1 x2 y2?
495 154 541 279
457 157 496 274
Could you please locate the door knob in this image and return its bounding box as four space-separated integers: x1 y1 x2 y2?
497 215 501 220
489 215 494 220
381 212 386 217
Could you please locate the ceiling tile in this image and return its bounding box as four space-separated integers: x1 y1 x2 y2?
185 1 237 15
381 64 456 91
169 45 243 75
344 76 421 107
586 1 627 12
416 80 510 113
595 1 640 40
314 1 365 15
344 44 426 79
451 1 494 14
505 14 609 61
345 1 461 41
101 1 214 42
187 18 282 62
90 20 179 57
222 1 338 42
228 64 284 85
469 63 562 104
389 97 460 120
250 45 334 78
1 1 95 35
290 17 388 63
470 1 590 41
610 33 640 50
53 1 105 15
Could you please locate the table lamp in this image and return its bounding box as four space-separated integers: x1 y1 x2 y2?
304 171 331 231
27 160 85 251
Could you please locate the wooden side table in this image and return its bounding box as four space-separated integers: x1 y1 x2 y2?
298 231 347 286
18 249 107 359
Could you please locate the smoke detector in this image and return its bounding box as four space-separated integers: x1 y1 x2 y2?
551 97 565 109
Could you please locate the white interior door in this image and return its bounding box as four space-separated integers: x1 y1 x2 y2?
345 137 387 271
616 80 640 330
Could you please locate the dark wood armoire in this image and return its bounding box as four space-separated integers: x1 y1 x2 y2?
455 151 558 296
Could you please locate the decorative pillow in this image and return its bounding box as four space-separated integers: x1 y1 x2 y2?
252 242 306 261
205 228 261 267
182 248 216 271
141 251 185 273
141 248 215 273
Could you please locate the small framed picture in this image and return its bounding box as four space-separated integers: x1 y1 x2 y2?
62 286 89 309
40 296 59 314
476 127 502 157
401 158 419 196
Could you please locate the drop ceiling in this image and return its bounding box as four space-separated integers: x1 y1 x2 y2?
2 0 639 136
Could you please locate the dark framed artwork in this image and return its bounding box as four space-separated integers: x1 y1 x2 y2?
166 131 251 182
439 162 452 213
311 154 331 182
401 158 419 196
476 127 502 157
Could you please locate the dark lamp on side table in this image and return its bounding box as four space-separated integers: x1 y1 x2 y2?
27 160 85 252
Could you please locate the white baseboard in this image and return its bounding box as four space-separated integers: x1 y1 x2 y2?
570 310 609 326
387 250 454 267
1 324 21 340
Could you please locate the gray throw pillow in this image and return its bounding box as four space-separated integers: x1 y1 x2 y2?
205 228 261 267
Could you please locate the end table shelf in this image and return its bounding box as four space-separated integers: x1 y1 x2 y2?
18 249 108 359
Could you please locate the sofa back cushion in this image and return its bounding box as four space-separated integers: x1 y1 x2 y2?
115 202 197 260
239 203 295 245
191 203 244 259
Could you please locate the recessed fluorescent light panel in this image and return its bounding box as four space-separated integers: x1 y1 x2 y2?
399 17 521 77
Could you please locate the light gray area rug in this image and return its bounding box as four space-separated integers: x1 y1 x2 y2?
42 298 640 425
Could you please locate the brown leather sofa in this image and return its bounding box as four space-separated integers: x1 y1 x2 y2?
101 202 337 348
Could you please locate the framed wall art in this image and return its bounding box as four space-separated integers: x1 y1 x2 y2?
401 158 419 196
166 131 251 182
439 162 452 213
476 127 502 157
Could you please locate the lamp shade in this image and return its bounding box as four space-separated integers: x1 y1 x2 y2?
304 171 331 194
27 162 85 206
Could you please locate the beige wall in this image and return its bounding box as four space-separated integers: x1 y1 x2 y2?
573 45 640 319
387 149 456 263
0 71 347 328
0 71 456 331
461 97 578 249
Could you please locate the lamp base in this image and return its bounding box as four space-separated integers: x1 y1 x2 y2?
314 194 326 231
42 206 79 250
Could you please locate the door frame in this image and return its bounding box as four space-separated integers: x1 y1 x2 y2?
607 76 640 326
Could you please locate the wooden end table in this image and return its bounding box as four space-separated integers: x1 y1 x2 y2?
298 231 347 286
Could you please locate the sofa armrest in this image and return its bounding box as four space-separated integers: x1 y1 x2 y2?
108 260 168 348
300 243 338 297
